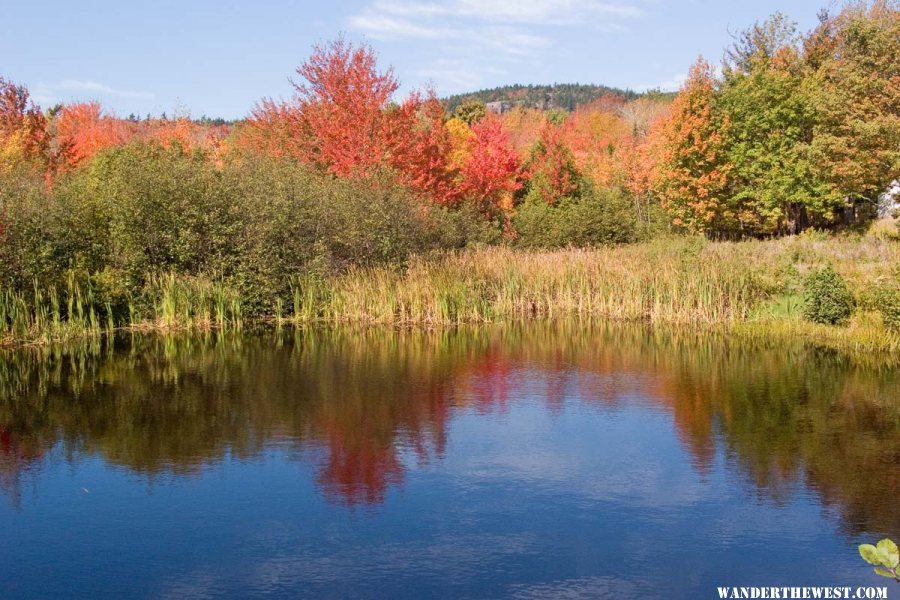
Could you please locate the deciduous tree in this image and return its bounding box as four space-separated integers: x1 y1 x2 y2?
54 102 128 171
0 77 47 170
653 59 733 234
458 116 520 216
804 1 900 210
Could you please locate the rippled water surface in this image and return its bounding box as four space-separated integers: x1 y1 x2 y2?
1 324 898 599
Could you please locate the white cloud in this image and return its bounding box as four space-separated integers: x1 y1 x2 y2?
369 0 644 25
349 0 643 49
347 13 444 39
416 59 507 93
479 27 552 55
350 10 556 54
635 72 686 92
53 80 153 99
31 94 57 106
348 0 647 95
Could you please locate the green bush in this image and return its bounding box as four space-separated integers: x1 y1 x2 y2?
2 146 447 321
513 188 638 248
424 203 502 249
71 142 244 280
872 283 900 331
0 169 61 289
803 265 854 325
227 159 434 314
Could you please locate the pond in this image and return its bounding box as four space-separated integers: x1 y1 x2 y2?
0 323 898 599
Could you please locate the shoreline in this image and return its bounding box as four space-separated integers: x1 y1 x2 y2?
3 313 899 368
2 237 899 365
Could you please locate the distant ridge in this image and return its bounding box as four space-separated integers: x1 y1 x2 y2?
443 83 641 113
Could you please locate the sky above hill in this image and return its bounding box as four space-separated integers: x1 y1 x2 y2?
3 0 831 119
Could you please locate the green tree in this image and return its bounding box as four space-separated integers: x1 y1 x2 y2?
804 1 900 214
718 40 839 235
453 100 487 125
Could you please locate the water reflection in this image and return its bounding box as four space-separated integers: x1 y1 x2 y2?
0 323 897 536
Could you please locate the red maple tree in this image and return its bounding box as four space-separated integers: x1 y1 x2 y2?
458 115 521 216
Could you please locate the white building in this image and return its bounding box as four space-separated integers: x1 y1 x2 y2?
878 180 900 218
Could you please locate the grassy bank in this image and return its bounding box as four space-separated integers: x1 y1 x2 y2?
3 234 899 360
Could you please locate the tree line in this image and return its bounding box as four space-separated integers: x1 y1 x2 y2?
0 2 897 331
2 2 896 240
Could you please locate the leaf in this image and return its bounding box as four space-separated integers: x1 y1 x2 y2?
873 567 895 579
876 538 899 568
859 544 881 565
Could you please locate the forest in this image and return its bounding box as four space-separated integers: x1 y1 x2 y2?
0 1 898 351
442 83 643 112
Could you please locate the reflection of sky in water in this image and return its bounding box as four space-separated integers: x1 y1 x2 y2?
0 327 897 599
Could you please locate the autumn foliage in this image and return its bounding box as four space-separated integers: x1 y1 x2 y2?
0 77 47 170
54 102 127 170
652 60 732 232
457 116 521 214
2 2 898 241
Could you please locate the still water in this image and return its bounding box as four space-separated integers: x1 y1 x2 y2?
0 323 898 599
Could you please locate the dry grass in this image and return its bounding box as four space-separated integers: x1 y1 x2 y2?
3 235 899 359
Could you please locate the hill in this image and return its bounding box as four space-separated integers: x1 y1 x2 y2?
443 83 640 113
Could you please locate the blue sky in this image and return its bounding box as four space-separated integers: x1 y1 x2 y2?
2 0 831 119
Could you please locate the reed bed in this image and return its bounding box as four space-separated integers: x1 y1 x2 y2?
305 245 761 325
0 273 242 346
140 273 243 332
0 274 105 346
2 235 899 357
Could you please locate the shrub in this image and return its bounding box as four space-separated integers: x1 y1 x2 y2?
37 141 246 305
803 265 854 325
865 217 900 242
513 188 638 248
228 159 433 314
424 203 502 249
872 283 900 331
0 169 60 289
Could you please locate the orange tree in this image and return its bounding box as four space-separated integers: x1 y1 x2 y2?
652 59 733 235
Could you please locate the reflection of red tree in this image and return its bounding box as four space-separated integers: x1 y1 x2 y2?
318 430 404 506
314 378 455 506
464 348 514 414
0 427 45 506
0 427 43 462
2 331 896 534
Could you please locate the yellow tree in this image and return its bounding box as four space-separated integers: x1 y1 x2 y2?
0 77 47 173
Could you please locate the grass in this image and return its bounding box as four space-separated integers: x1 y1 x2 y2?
2 234 899 361
304 243 759 324
0 273 105 345
0 273 242 346
140 273 243 332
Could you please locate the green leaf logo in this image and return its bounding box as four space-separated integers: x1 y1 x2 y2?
860 539 900 581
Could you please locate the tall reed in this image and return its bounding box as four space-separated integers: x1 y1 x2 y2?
3 236 899 357
138 273 243 331
1 272 243 345
0 275 104 345
294 246 764 325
